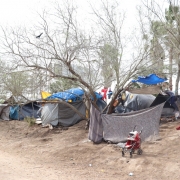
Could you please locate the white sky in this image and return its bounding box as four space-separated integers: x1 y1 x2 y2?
0 0 142 27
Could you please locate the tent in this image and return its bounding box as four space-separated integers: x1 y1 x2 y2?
41 88 106 126
41 101 86 127
150 93 177 117
115 92 155 113
9 102 41 120
0 104 10 120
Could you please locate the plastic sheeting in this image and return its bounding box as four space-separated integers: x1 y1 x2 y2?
41 101 86 127
41 91 51 99
9 102 41 120
19 102 41 120
47 88 84 102
132 74 167 85
0 104 10 120
150 93 176 117
123 93 155 113
9 105 19 120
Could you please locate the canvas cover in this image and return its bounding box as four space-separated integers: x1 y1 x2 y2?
0 104 10 120
89 103 164 143
150 93 177 116
41 101 86 127
123 93 155 112
9 102 41 120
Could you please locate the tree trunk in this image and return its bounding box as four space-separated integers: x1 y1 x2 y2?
169 47 173 90
175 63 180 95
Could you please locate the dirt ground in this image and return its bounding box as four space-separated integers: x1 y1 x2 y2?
0 119 180 180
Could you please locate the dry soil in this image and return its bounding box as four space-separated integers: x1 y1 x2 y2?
0 119 180 180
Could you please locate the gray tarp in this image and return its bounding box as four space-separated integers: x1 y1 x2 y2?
102 103 164 143
123 93 155 112
0 104 10 120
41 101 86 127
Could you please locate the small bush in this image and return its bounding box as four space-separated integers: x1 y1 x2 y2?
24 117 36 126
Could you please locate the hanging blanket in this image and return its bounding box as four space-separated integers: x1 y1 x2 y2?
88 104 103 143
101 103 164 143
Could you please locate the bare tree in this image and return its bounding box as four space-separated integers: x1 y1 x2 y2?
0 0 154 118
91 0 154 113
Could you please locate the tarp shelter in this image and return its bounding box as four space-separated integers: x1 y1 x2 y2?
132 74 167 85
0 104 10 120
47 88 84 102
115 92 155 113
89 103 164 143
150 93 177 117
9 102 41 120
41 101 86 127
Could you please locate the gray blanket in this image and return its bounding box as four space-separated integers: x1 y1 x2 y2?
89 103 164 143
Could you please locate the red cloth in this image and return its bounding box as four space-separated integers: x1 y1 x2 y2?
101 88 108 100
176 126 180 130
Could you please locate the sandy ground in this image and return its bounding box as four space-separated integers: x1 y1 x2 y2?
0 119 180 180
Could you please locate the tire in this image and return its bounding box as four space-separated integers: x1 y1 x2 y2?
137 149 143 155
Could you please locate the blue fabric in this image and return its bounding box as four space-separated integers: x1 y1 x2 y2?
90 92 103 101
19 102 41 120
132 74 167 85
9 103 41 120
9 105 19 120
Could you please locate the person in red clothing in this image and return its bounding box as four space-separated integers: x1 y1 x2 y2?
101 87 108 101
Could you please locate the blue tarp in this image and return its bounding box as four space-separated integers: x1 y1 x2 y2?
47 88 103 102
9 105 19 120
47 88 84 102
132 74 167 85
9 102 41 120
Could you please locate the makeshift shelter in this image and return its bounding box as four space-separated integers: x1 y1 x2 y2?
41 88 106 127
89 103 164 143
114 91 155 113
41 101 86 127
150 93 178 117
0 104 10 120
9 102 41 120
89 74 167 144
120 92 155 113
42 88 86 126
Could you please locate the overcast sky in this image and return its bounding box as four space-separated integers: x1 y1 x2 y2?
0 0 142 27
